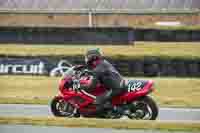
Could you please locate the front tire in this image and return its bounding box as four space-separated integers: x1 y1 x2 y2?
50 97 78 117
128 96 158 120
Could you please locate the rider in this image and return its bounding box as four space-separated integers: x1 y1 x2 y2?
80 48 125 112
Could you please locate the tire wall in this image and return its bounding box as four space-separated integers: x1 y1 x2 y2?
0 27 200 44
109 57 200 77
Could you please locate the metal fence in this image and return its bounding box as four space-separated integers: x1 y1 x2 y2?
0 0 199 13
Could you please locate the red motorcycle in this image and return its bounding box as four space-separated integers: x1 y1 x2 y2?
50 65 158 120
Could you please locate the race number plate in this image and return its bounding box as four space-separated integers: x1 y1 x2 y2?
127 80 146 92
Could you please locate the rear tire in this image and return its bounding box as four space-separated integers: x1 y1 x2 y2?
128 96 158 120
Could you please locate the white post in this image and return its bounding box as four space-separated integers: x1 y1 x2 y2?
88 11 92 27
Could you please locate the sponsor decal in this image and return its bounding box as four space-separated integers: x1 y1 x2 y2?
50 60 72 77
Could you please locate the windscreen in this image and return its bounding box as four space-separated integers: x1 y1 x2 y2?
63 66 75 77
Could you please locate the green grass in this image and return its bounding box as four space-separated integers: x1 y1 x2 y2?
0 42 200 59
0 75 200 108
135 25 200 30
0 116 200 131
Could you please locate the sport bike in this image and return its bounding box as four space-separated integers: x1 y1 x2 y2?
50 65 159 120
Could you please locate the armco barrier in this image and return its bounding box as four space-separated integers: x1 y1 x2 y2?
0 56 200 77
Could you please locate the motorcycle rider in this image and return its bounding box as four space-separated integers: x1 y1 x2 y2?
79 48 126 112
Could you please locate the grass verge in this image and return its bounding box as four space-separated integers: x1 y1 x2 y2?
0 42 200 59
135 25 200 31
0 116 200 131
0 97 48 105
0 75 200 108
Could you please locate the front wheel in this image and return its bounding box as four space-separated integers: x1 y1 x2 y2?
50 97 79 117
128 96 158 120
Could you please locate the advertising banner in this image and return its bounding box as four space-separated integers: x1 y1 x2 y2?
0 58 72 76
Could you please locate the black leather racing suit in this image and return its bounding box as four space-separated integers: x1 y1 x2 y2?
86 59 125 109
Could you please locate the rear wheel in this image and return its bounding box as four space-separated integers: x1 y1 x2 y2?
50 97 79 117
128 96 158 120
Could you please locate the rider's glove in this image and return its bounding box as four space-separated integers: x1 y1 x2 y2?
82 69 94 76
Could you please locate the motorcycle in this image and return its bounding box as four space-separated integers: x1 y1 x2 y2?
50 65 159 120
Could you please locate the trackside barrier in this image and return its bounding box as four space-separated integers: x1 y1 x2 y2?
0 27 200 44
0 56 199 77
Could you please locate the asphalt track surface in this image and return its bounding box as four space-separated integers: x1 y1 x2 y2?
0 104 200 121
